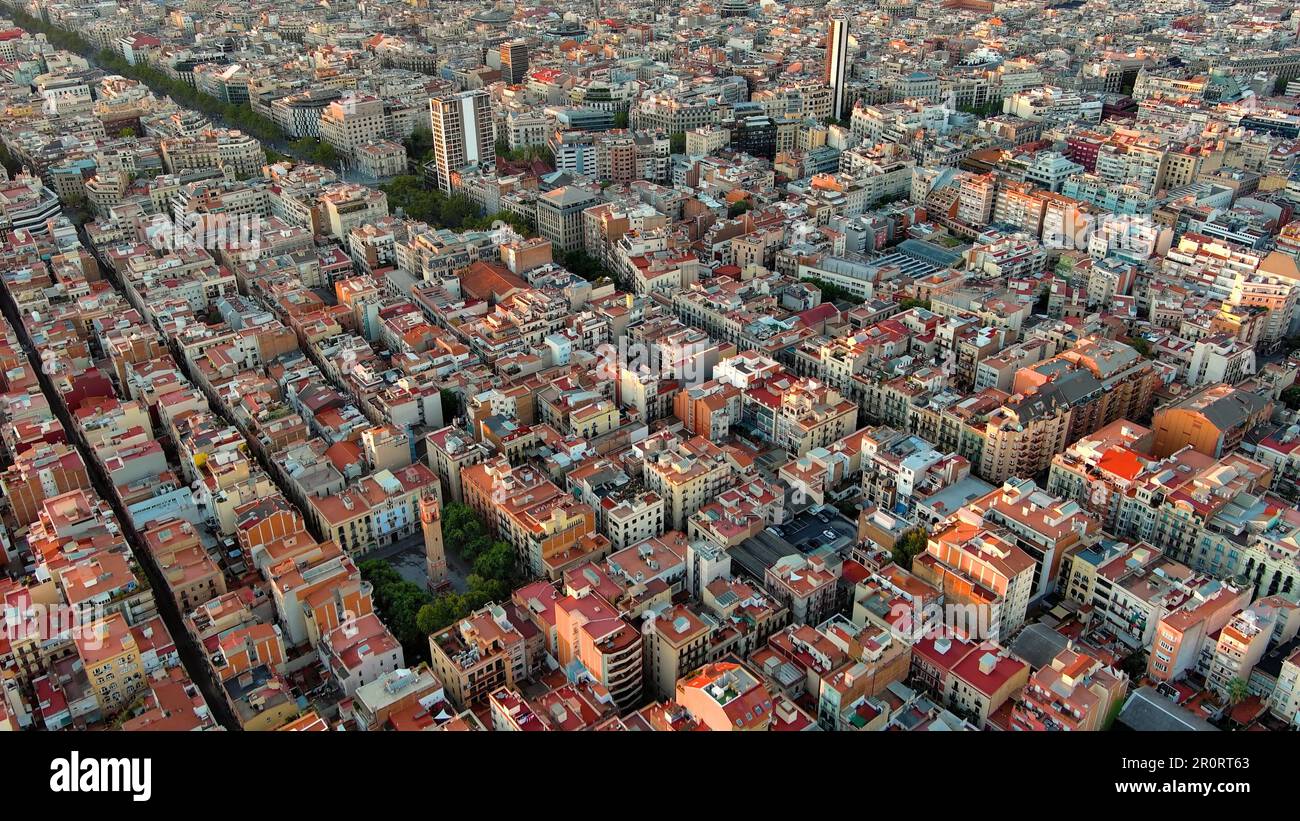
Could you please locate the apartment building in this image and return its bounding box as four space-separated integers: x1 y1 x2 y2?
1206 601 1299 698
319 613 405 698
319 94 388 162
604 491 666 552
764 553 841 627
428 604 531 708
913 521 1036 642
674 662 773 731
461 457 600 578
963 478 1101 601
424 425 491 503
536 186 603 253
911 636 1029 727
74 613 145 716
977 385 1073 484
744 375 859 457
307 464 440 557
354 141 408 180
347 665 446 731
643 604 714 701
1151 383 1272 459
555 590 644 712
318 183 390 241
814 617 912 730
640 434 734 531
159 128 266 178
1010 647 1128 731
1270 647 1300 727
0 442 91 527
1046 420 1155 532
1148 581 1253 682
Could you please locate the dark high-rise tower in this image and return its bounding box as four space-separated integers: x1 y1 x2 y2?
500 39 529 85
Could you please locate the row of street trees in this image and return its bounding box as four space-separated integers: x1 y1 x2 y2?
379 175 534 235
7 5 285 145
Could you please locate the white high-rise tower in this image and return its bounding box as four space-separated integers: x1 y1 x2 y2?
826 15 850 120
428 90 495 194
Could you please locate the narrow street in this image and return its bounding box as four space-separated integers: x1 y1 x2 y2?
0 282 239 730
77 220 340 547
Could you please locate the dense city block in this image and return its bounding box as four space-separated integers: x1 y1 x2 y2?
0 0 1299 737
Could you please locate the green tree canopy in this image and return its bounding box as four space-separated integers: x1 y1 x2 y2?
379 176 534 235
1281 385 1300 411
473 541 517 583
560 248 611 282
1226 677 1250 706
358 559 433 663
404 126 434 162
892 528 930 571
